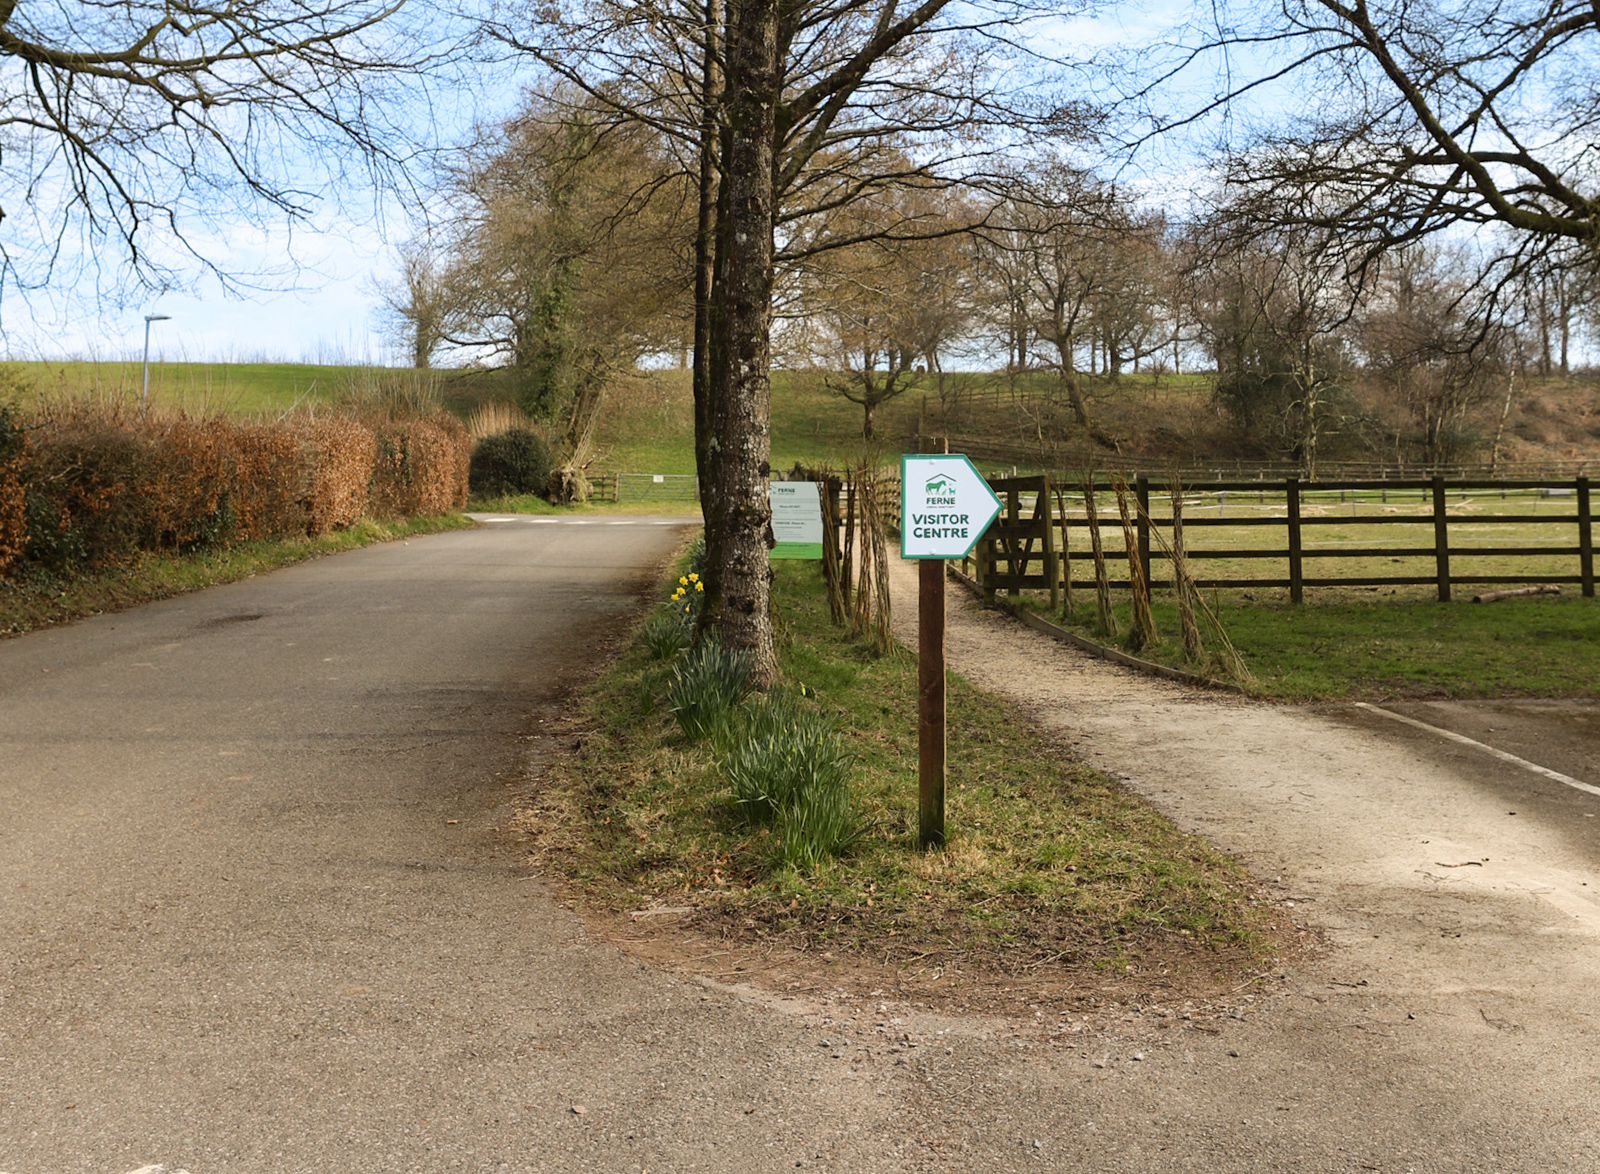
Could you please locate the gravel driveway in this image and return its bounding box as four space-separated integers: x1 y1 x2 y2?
879 560 1600 1171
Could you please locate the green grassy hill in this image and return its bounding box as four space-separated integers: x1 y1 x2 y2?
1 360 365 415
9 357 1592 477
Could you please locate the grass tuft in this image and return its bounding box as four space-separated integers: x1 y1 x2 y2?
665 640 754 741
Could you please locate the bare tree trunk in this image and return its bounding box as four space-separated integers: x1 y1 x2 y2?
1061 367 1090 428
1490 367 1518 473
691 0 723 629
1053 483 1072 617
716 0 779 683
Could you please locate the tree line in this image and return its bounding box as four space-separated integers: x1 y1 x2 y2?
378 92 1599 474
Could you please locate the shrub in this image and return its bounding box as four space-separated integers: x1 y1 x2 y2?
466 402 531 442
717 687 857 869
368 414 471 518
665 641 753 741
226 424 306 541
469 428 552 499
295 415 376 535
22 401 160 569
145 416 234 551
0 401 470 579
0 402 25 575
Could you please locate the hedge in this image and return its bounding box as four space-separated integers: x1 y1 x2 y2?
0 402 469 578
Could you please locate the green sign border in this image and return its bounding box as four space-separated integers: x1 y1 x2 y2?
899 453 1000 561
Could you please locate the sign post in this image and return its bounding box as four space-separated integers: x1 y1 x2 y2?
900 455 1002 849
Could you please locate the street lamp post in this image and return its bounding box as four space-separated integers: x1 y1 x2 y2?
141 314 171 414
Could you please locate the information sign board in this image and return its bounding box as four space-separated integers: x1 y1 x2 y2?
900 455 1002 560
770 480 824 559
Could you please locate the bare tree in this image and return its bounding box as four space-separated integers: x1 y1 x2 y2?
0 0 446 298
1140 1 1600 283
371 240 451 368
432 93 694 491
794 186 975 438
1193 209 1358 474
1359 246 1510 466
503 0 1084 678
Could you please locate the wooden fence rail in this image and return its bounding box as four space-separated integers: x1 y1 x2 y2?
958 473 1595 604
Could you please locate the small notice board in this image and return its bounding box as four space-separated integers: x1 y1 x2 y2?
770 481 824 559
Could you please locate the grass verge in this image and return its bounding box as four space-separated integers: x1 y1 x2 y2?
0 513 474 638
1036 592 1600 701
516 558 1276 988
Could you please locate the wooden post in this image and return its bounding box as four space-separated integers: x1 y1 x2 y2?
841 478 856 608
1136 474 1151 590
1084 480 1116 637
972 527 985 610
1053 481 1071 616
1172 480 1201 662
1578 476 1593 598
1006 485 1021 601
1432 475 1451 602
1287 475 1303 604
918 558 946 849
1041 474 1059 612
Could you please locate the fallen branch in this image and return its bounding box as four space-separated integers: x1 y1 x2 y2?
1471 585 1561 603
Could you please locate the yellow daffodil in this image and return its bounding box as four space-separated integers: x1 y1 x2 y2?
695 581 704 592
688 572 699 582
679 576 689 586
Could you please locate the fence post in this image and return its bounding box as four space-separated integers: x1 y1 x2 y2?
1287 475 1303 604
1432 475 1451 602
1579 476 1594 599
1136 474 1151 590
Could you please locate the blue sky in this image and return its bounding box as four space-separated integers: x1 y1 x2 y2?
0 0 1277 365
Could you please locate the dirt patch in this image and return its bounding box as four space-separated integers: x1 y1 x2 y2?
563 899 1310 1021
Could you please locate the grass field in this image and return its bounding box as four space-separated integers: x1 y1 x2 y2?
1088 486 1587 600
1043 592 1600 701
516 557 1275 985
981 483 1598 699
1 360 364 415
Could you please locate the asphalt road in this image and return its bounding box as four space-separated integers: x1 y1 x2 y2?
1 519 908 1174
6 519 1600 1174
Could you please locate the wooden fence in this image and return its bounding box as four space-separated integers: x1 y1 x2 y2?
591 472 700 502
958 474 1596 604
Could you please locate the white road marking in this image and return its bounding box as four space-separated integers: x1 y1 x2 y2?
1355 702 1600 798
